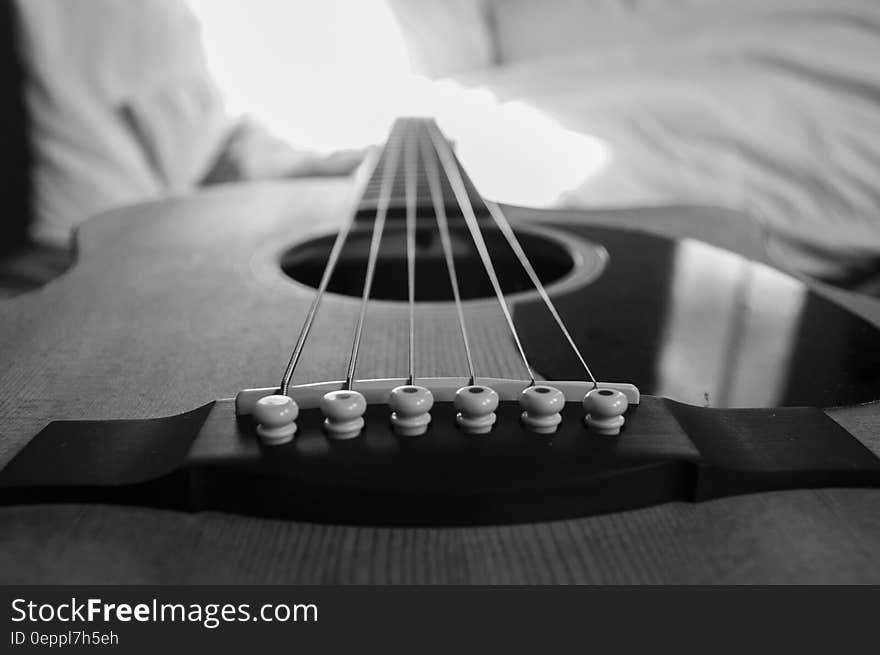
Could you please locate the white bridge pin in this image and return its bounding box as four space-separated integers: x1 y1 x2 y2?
321 390 366 440
388 385 433 437
520 385 564 434
253 394 299 445
583 388 629 436
454 385 499 435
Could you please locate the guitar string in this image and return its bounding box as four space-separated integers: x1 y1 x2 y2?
343 122 405 389
404 120 418 386
282 118 589 395
279 147 381 396
484 200 599 388
427 121 537 384
418 126 478 385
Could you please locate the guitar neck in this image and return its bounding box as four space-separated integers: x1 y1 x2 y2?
357 118 486 215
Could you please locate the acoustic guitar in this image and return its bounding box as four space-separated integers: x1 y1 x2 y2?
2 118 880 583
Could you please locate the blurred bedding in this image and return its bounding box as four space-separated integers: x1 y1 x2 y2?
7 0 880 288
393 0 880 281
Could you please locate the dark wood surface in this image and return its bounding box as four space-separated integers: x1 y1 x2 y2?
2 178 880 583
3 396 878 526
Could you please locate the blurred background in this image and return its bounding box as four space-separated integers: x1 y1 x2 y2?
4 0 880 295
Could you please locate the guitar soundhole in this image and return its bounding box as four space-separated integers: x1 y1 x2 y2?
280 225 603 301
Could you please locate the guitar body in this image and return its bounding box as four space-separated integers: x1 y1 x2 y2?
2 173 880 583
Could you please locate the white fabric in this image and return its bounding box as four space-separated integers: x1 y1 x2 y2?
387 0 494 77
15 0 231 246
454 0 880 277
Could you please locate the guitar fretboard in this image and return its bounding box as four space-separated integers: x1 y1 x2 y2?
357 118 486 217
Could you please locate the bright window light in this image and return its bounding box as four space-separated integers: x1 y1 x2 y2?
186 0 607 206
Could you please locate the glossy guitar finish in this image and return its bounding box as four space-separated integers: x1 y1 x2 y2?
2 175 880 582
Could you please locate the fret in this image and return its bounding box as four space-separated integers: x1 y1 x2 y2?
357 118 485 213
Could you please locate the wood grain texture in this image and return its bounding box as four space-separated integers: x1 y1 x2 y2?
2 179 880 583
